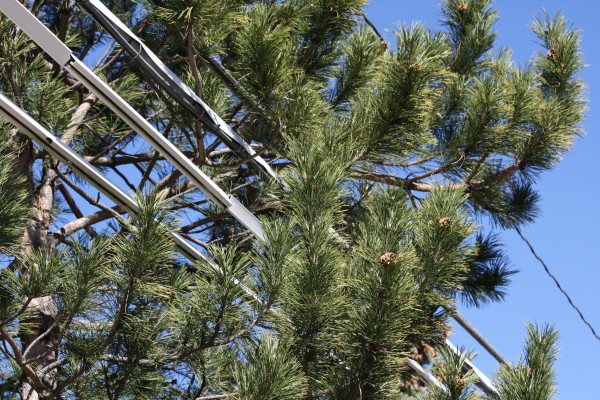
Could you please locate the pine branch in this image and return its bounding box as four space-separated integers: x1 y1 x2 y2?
0 327 46 393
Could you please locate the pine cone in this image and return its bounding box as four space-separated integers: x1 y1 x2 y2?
458 2 468 13
438 217 452 230
547 48 557 60
421 341 438 357
380 252 397 267
381 40 390 51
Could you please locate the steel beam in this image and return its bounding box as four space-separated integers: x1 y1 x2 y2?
77 0 279 183
0 0 266 242
0 92 214 266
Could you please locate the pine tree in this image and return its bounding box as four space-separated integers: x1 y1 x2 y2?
0 0 585 398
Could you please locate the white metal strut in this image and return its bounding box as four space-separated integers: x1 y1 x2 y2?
0 92 265 303
0 0 266 242
0 92 214 267
76 0 279 183
446 339 498 395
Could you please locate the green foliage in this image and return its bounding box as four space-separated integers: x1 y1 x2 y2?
150 0 243 52
294 0 366 79
425 346 479 400
443 0 498 74
234 3 298 109
329 26 382 108
233 334 308 400
331 188 419 398
414 187 474 294
0 138 29 255
491 323 559 400
459 233 517 307
353 23 450 161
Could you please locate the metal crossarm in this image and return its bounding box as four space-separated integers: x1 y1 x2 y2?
76 0 279 183
0 92 214 267
0 0 266 242
447 307 511 366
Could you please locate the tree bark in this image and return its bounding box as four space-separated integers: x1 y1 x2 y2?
16 92 96 398
18 146 58 399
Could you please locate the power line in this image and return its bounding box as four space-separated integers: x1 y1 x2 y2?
515 226 600 342
360 11 386 43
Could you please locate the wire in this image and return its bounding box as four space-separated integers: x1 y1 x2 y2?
515 226 600 342
360 11 386 43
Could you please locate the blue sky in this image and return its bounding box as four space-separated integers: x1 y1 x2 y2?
364 1 600 397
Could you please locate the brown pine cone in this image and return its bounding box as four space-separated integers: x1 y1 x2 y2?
438 217 452 230
380 252 397 267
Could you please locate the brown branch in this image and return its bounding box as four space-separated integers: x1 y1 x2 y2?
465 152 490 184
0 296 33 327
37 358 66 378
86 130 136 164
408 153 465 182
489 161 522 184
184 19 206 163
85 146 276 168
78 22 99 61
178 233 208 249
54 280 134 393
56 5 70 43
54 168 121 218
195 395 234 400
0 327 45 392
61 93 98 144
181 201 281 233
56 182 97 237
207 150 267 169
351 170 441 192
54 206 125 239
372 153 438 167
85 150 195 167
172 315 261 361
22 318 59 361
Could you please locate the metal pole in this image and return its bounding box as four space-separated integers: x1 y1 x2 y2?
405 358 448 393
446 306 511 366
0 92 266 303
69 5 503 393
0 2 507 394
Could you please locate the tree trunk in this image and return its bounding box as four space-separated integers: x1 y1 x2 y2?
17 135 58 399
